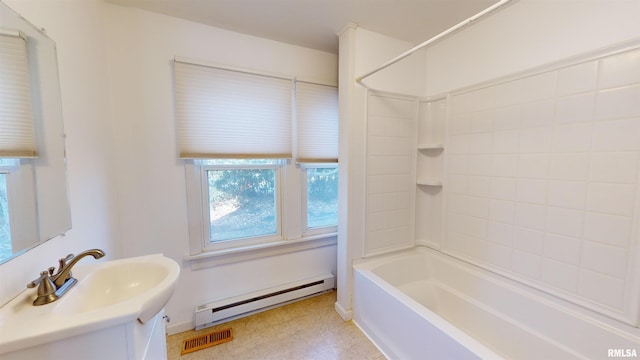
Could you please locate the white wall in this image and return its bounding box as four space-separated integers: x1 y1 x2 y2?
102 4 338 332
355 28 427 96
0 0 118 306
336 26 426 318
0 0 338 334
348 27 427 258
425 0 640 95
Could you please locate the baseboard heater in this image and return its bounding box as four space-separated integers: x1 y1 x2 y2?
194 274 335 330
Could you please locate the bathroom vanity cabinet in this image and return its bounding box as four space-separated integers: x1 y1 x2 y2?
1 310 168 360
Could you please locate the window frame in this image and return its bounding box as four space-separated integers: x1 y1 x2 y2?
300 163 338 237
185 159 338 260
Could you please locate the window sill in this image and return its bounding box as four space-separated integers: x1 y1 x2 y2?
184 233 337 269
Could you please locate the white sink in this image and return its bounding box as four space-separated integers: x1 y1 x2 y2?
0 254 180 355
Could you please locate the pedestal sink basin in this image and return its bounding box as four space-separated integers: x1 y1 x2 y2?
55 257 177 320
0 254 180 356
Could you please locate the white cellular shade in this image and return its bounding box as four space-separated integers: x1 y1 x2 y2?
0 33 36 158
174 60 292 159
296 82 338 162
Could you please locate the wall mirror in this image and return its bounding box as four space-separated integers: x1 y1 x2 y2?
0 0 71 264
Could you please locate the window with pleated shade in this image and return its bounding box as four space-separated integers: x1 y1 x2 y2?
174 59 338 163
174 60 292 159
0 32 36 158
175 58 339 253
295 81 338 163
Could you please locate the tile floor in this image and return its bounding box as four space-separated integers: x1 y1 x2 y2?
166 291 385 360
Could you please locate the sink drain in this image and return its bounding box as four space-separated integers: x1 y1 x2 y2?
181 327 233 355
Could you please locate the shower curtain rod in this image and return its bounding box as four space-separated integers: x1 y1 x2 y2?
355 0 515 85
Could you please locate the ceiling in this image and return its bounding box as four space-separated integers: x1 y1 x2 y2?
105 0 499 54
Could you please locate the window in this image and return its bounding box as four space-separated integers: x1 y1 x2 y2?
304 166 338 231
203 159 281 247
175 59 338 257
0 158 30 260
0 172 11 260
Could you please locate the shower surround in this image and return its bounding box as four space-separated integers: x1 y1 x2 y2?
443 45 640 325
356 42 640 357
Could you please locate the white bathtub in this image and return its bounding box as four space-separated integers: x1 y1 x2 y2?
353 247 640 360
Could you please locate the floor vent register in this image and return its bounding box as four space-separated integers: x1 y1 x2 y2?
181 327 233 355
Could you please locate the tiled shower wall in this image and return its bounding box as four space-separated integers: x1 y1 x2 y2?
445 46 640 324
365 93 416 256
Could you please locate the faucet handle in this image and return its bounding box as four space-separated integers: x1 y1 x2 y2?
27 270 55 291
55 253 74 277
58 254 74 269
27 270 58 306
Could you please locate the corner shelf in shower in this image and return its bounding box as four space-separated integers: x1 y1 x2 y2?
416 178 443 187
415 96 447 249
417 143 444 150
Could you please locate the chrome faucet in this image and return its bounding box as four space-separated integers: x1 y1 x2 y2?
27 249 105 306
